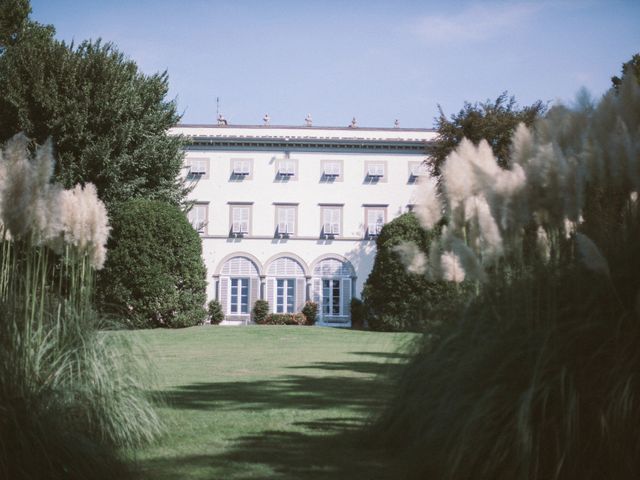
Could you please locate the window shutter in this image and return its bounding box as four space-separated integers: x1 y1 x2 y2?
312 278 322 321
266 278 275 313
341 278 352 317
250 277 259 315
295 278 306 312
220 277 230 316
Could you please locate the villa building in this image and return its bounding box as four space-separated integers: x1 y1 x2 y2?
170 123 436 325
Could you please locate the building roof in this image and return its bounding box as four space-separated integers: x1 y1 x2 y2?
171 124 436 154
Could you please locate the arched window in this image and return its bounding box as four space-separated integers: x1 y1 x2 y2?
219 256 260 318
311 258 354 323
266 257 306 314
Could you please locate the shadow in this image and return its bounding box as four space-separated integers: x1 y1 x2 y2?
138 356 406 479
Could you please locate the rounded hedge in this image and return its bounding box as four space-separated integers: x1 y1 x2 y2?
362 213 464 332
97 199 207 328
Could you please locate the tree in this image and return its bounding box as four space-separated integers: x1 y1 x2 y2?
431 92 546 174
612 53 640 89
0 8 186 207
362 213 463 332
0 0 31 49
97 199 207 328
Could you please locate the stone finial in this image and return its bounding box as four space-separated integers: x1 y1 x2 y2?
349 117 358 128
305 113 313 127
263 113 270 126
394 119 400 128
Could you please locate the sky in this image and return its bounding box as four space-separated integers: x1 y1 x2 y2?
29 0 640 129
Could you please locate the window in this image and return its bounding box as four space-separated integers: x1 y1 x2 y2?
365 206 386 237
364 161 387 182
322 279 341 316
321 206 342 237
230 278 249 314
229 204 251 236
408 161 428 182
187 158 209 179
231 158 252 178
276 279 295 313
275 205 296 237
276 158 298 180
321 160 343 181
188 203 208 234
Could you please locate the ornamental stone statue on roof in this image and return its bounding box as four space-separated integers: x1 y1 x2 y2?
305 113 313 127
217 114 228 126
263 113 270 126
349 117 358 128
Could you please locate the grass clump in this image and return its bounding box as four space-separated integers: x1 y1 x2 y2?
0 134 161 479
374 72 640 478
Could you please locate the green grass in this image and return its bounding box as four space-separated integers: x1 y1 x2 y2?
129 326 416 480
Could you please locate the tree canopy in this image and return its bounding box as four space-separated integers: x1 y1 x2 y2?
0 4 186 207
431 92 546 174
612 53 640 89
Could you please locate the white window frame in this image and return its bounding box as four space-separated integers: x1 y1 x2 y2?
229 204 251 236
231 158 252 178
275 204 296 237
322 278 342 316
277 159 297 178
364 161 387 182
365 206 386 237
229 277 250 314
321 206 342 237
187 158 209 179
321 160 342 180
275 278 295 313
188 203 208 234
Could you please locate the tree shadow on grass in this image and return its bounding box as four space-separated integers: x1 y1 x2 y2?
138 356 407 479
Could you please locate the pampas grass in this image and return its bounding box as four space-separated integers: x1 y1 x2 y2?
0 134 161 479
373 74 640 478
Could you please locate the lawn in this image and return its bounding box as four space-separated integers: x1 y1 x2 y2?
129 326 417 480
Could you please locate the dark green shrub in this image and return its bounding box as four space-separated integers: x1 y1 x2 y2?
350 298 365 329
301 301 318 325
262 313 307 325
97 199 207 328
252 299 270 324
208 299 224 325
362 213 465 332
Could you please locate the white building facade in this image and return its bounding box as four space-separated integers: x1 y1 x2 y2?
170 124 436 325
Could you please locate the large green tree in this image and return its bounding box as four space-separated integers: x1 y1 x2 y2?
431 92 546 174
0 4 185 207
612 53 640 89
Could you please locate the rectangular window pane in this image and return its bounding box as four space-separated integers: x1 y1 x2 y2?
287 280 295 312
332 281 341 315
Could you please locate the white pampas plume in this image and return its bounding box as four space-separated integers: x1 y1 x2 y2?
393 242 428 274
440 251 465 283
442 138 478 210
575 232 609 277
415 178 441 230
59 183 110 269
1 134 35 238
536 226 551 263
463 194 503 261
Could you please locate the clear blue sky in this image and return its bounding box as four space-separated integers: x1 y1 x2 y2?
29 0 640 128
